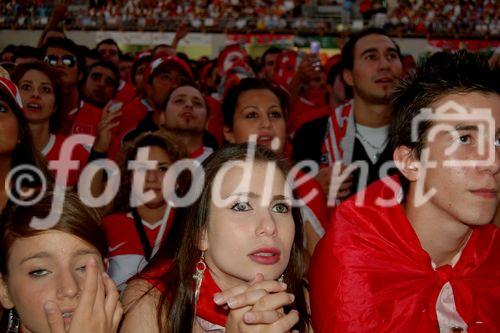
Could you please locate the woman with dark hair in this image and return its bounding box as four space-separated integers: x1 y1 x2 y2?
0 77 50 211
102 131 187 290
0 191 123 333
12 61 89 188
222 78 329 256
120 144 311 332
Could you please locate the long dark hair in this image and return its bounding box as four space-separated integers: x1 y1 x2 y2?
222 77 290 129
142 144 310 332
12 60 64 133
0 84 52 198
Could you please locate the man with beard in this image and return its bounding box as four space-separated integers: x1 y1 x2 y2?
159 84 213 162
293 28 403 203
97 56 212 161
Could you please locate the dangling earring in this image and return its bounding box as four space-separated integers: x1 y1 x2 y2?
192 251 206 317
7 309 20 333
278 274 285 283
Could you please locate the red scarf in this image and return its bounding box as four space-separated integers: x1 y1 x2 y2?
196 270 228 327
321 100 355 168
141 262 228 328
310 176 500 333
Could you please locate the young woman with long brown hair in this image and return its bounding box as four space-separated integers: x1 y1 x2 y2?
120 144 311 332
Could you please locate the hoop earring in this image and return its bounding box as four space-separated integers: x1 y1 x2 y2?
192 251 206 317
7 309 20 333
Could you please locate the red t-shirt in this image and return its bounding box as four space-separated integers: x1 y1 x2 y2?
102 207 175 289
288 91 329 137
69 101 102 136
42 133 90 187
108 98 154 159
114 80 137 104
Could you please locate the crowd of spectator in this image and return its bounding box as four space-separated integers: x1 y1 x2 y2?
364 0 500 37
0 0 499 37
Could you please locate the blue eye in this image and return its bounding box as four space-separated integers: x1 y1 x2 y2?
76 265 86 273
231 201 252 212
29 269 49 277
495 138 500 147
272 202 290 214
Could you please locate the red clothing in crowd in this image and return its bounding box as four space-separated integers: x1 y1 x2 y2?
295 170 329 238
190 145 213 163
288 90 329 136
108 98 154 159
114 80 137 104
310 177 500 333
206 94 224 146
68 101 102 136
102 206 175 289
140 259 228 329
41 133 90 187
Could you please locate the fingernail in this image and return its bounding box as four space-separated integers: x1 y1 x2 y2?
280 282 287 289
227 297 237 308
244 312 255 323
213 293 223 305
102 272 110 278
289 294 295 302
44 301 56 314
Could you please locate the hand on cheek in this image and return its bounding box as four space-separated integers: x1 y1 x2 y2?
43 258 123 333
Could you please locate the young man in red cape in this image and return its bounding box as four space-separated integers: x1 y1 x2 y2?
310 50 500 333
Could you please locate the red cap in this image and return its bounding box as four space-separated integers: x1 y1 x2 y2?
216 44 249 76
0 77 23 110
142 55 194 84
134 50 152 62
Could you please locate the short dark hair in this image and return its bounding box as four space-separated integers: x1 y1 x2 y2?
260 46 282 67
1 45 17 58
78 44 102 62
42 37 86 74
326 62 351 101
222 78 289 129
119 53 134 62
390 50 500 157
13 45 42 62
85 60 120 89
340 27 401 72
96 38 121 54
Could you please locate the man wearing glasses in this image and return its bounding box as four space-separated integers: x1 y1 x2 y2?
42 37 101 136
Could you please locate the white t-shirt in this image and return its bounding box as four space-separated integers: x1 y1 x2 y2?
355 124 389 164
